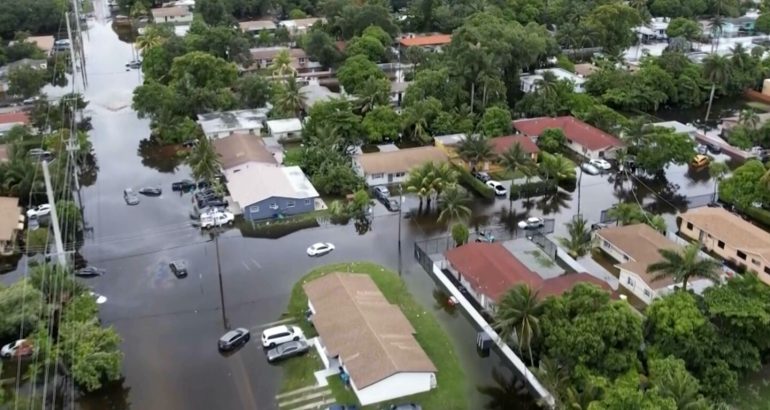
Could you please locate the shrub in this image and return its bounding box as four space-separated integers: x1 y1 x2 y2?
510 179 557 200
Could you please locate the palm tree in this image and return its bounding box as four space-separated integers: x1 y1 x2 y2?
557 215 594 258
538 153 576 183
438 184 471 223
275 76 306 117
731 43 751 70
703 54 731 122
405 163 433 211
499 143 534 203
653 360 710 410
428 162 459 207
710 14 725 53
709 161 729 202
134 26 165 53
646 242 722 291
186 136 221 183
607 202 645 225
270 49 294 78
738 108 760 130
456 135 495 172
493 284 543 366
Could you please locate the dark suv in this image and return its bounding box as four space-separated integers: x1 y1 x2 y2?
169 260 187 278
218 328 250 351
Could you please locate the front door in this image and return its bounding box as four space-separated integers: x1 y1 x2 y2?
388 173 393 183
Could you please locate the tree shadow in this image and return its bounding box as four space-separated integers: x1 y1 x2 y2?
78 150 99 187
137 138 185 174
477 366 540 410
536 190 572 215
76 377 132 410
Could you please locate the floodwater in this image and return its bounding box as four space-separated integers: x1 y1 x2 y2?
0 1 743 408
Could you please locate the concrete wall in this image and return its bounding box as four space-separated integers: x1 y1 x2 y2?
353 372 435 406
618 268 656 304
243 196 315 221
364 171 408 186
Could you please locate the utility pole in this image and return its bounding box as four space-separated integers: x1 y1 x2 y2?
214 231 230 330
42 161 67 267
576 166 584 218
397 184 403 277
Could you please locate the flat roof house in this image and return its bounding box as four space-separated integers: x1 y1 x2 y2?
354 146 449 185
278 17 325 36
595 223 716 304
0 112 31 136
445 242 612 310
151 6 193 24
304 273 437 406
398 34 452 51
224 162 319 221
197 109 269 139
265 118 302 142
10 36 55 55
212 133 277 170
0 197 23 255
679 207 770 285
520 68 586 94
239 20 277 34
513 116 622 159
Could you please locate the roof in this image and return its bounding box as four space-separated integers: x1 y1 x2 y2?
299 83 340 109
151 6 190 18
26 36 55 52
0 112 30 125
573 63 597 77
224 163 319 207
399 34 452 47
266 118 302 134
539 273 613 299
595 224 681 289
446 242 543 301
513 116 622 151
196 109 268 135
212 134 276 170
433 133 467 146
390 82 410 93
356 146 448 175
249 46 307 61
239 20 277 31
490 135 539 155
680 207 770 263
303 273 437 389
0 197 21 242
278 17 325 30
652 121 698 135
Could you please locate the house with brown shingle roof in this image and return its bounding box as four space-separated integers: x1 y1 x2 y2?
445 242 612 310
304 273 437 406
0 197 23 255
150 6 192 24
212 133 276 171
679 207 770 285
238 19 277 33
513 116 622 160
490 135 539 160
398 34 452 49
354 146 448 186
0 112 30 136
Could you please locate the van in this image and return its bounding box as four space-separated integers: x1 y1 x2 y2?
691 154 709 168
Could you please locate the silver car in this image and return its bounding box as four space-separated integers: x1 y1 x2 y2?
266 339 309 362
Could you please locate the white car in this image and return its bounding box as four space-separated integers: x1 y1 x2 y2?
518 217 545 230
261 325 304 348
307 242 335 256
589 158 612 170
89 291 107 304
200 211 235 229
486 180 508 197
1 339 34 358
26 204 51 218
581 162 600 175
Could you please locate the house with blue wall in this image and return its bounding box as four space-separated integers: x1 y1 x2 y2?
224 162 319 221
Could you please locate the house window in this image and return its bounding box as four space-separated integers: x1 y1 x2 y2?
643 289 651 298
765 267 770 275
686 222 693 230
623 255 630 261
717 240 725 249
627 277 635 287
299 57 306 64
250 205 260 213
752 258 760 266
602 240 610 248
305 199 312 206
371 173 384 179
287 200 295 208
737 250 747 260
395 172 406 177
269 203 279 210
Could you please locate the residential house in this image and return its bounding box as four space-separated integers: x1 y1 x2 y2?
573 63 598 78
299 82 341 110
0 112 31 136
520 68 586 94
679 207 770 285
513 116 623 159
265 118 302 142
10 36 55 55
398 34 452 51
445 242 612 310
196 108 269 139
651 121 700 139
239 20 277 34
0 59 48 97
390 82 409 107
433 133 537 173
354 146 449 185
224 162 319 221
433 133 467 152
304 273 437 406
490 135 539 161
0 197 23 255
634 17 669 42
212 133 277 170
151 6 193 24
720 13 758 37
278 17 325 36
245 47 315 73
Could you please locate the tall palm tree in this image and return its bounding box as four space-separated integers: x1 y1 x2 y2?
646 242 722 291
438 184 471 223
653 360 710 410
709 161 729 202
557 215 594 258
738 108 760 130
703 54 731 122
456 135 495 172
493 284 543 366
270 49 294 78
186 136 222 183
405 163 434 211
731 43 750 70
538 152 576 183
710 14 725 53
499 143 534 203
275 76 306 117
607 202 645 225
134 26 165 53
428 162 459 208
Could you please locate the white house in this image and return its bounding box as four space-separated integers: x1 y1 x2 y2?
265 118 302 141
520 68 586 94
196 108 270 139
278 17 325 36
303 273 437 406
354 146 449 185
239 20 277 34
150 6 193 24
634 17 669 41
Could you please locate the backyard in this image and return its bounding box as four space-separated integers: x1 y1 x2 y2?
278 262 468 410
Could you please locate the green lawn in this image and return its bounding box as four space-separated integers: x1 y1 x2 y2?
280 262 468 410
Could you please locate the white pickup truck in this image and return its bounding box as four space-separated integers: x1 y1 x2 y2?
200 211 235 229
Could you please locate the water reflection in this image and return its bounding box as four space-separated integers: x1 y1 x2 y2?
137 139 185 173
78 378 131 410
477 367 540 410
79 151 99 187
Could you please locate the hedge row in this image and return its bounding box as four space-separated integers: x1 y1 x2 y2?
510 179 558 200
454 164 495 200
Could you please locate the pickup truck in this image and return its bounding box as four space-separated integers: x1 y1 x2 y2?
200 211 235 229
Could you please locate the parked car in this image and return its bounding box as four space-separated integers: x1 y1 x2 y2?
1 339 34 359
518 217 545 230
378 195 400 212
327 405 358 410
124 188 140 205
169 260 188 278
373 186 390 199
218 328 250 352
307 242 335 256
389 404 422 410
475 230 495 243
138 187 162 196
696 144 708 155
27 148 53 161
591 222 608 231
691 154 710 168
589 158 611 170
197 180 211 189
172 179 196 191
472 171 492 182
707 142 722 154
26 204 51 218
194 189 218 200
200 211 234 229
261 325 303 348
266 339 310 362
75 266 105 277
580 162 600 175
198 197 228 209
486 180 507 197
125 59 141 69
89 291 107 304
